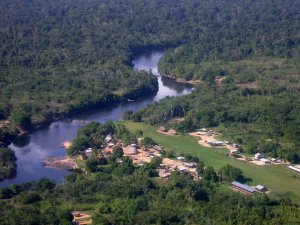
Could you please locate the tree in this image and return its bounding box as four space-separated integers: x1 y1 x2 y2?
57 209 74 222
35 178 56 192
135 129 143 137
113 146 124 158
85 158 99 173
11 112 31 129
141 137 156 148
202 166 217 181
196 161 205 176
219 164 243 182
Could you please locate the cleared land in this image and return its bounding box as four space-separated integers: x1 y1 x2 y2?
123 122 300 204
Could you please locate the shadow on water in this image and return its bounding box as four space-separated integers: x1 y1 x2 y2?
13 135 31 148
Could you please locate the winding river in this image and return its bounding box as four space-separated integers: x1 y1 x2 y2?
1 50 193 187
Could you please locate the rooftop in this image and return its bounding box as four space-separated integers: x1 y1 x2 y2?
231 181 256 193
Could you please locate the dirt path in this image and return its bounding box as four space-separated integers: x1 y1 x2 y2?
189 132 236 150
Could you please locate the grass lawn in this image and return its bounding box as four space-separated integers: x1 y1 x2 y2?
123 122 300 204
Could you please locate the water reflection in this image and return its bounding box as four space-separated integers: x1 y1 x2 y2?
0 50 192 187
13 135 31 148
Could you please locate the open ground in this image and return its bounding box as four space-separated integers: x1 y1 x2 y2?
123 122 300 204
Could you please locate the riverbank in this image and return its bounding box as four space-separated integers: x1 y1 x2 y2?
160 73 203 85
43 156 78 170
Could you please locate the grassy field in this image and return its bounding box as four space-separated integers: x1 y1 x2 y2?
122 122 300 204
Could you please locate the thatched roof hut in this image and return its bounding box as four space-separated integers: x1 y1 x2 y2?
158 126 166 132
123 145 138 155
153 145 162 151
159 170 168 178
168 129 177 135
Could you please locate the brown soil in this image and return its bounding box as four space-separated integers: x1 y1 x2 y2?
157 130 177 136
73 213 92 225
63 141 72 148
189 132 236 150
43 156 78 170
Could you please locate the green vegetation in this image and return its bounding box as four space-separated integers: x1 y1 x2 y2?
133 83 300 162
125 122 300 203
0 147 17 181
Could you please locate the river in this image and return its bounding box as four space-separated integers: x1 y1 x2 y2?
0 50 193 187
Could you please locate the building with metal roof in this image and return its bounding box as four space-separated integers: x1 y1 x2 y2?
231 181 256 195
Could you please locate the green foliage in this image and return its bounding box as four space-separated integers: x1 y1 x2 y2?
113 157 135 176
202 166 217 182
141 137 157 148
112 146 124 159
219 164 243 182
19 193 41 204
150 157 162 167
10 112 31 129
64 172 83 183
196 161 205 176
85 158 99 173
35 178 56 192
57 209 74 222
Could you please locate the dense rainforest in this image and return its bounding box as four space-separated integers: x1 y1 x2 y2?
157 0 300 82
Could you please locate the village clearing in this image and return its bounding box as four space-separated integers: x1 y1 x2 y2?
123 121 300 204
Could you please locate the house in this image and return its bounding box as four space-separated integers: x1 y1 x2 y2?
168 129 177 135
104 135 112 143
179 167 186 171
131 143 137 147
155 154 162 157
5 121 10 125
231 181 256 195
254 153 264 160
260 158 271 164
137 138 144 141
171 165 177 170
233 143 238 148
184 163 195 168
223 141 230 144
158 126 166 132
177 157 185 160
85 148 92 153
288 166 300 173
123 145 138 155
231 150 238 154
197 132 203 135
199 128 207 132
153 145 162 151
108 143 114 148
245 157 253 161
255 185 267 192
205 131 213 136
214 141 223 146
